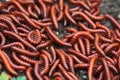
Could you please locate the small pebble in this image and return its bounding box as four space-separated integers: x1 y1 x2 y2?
46 47 49 50
117 14 120 19
56 32 59 35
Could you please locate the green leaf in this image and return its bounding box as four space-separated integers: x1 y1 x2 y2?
17 76 26 80
0 72 9 80
12 78 16 80
20 76 26 80
82 75 87 79
12 75 26 80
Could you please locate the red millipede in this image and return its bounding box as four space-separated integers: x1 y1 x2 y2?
53 72 65 80
84 10 105 20
74 63 89 69
19 55 41 65
36 40 52 49
7 5 17 12
70 54 83 64
69 0 90 10
54 76 63 80
46 26 72 47
6 1 29 16
105 14 120 31
37 0 47 18
40 34 48 40
0 22 9 29
99 35 113 43
1 42 25 49
34 62 42 80
40 54 50 76
12 51 31 67
51 4 59 30
18 33 28 37
12 11 40 29
4 53 26 70
111 50 118 57
11 46 39 56
69 6 80 12
93 8 101 16
42 49 52 63
104 43 119 54
115 29 120 38
0 16 18 34
3 30 37 51
78 38 86 55
26 67 33 80
91 0 101 8
59 49 75 73
0 32 6 45
70 31 94 44
118 56 120 72
64 4 76 25
100 43 110 50
98 71 103 80
94 65 103 75
67 49 89 62
0 48 18 76
33 4 41 15
49 59 60 77
16 0 34 5
31 18 52 27
94 33 105 57
106 56 116 66
84 38 91 56
88 54 98 80
78 22 105 33
43 0 54 4
72 11 97 28
18 24 31 30
50 46 57 65
27 29 41 45
55 49 69 70
73 43 81 52
96 22 111 37
107 61 118 74
59 0 64 11
56 4 64 21
43 76 50 80
112 57 117 65
17 27 29 33
8 14 20 24
67 55 75 74
58 64 74 80
86 0 93 8
28 4 38 19
101 58 111 80
66 27 78 33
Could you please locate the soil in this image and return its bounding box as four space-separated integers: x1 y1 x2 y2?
101 0 120 20
0 0 120 80
101 0 120 29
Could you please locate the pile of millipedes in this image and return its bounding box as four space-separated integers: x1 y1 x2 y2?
0 0 119 80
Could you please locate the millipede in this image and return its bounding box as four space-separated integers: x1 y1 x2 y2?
0 0 119 80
